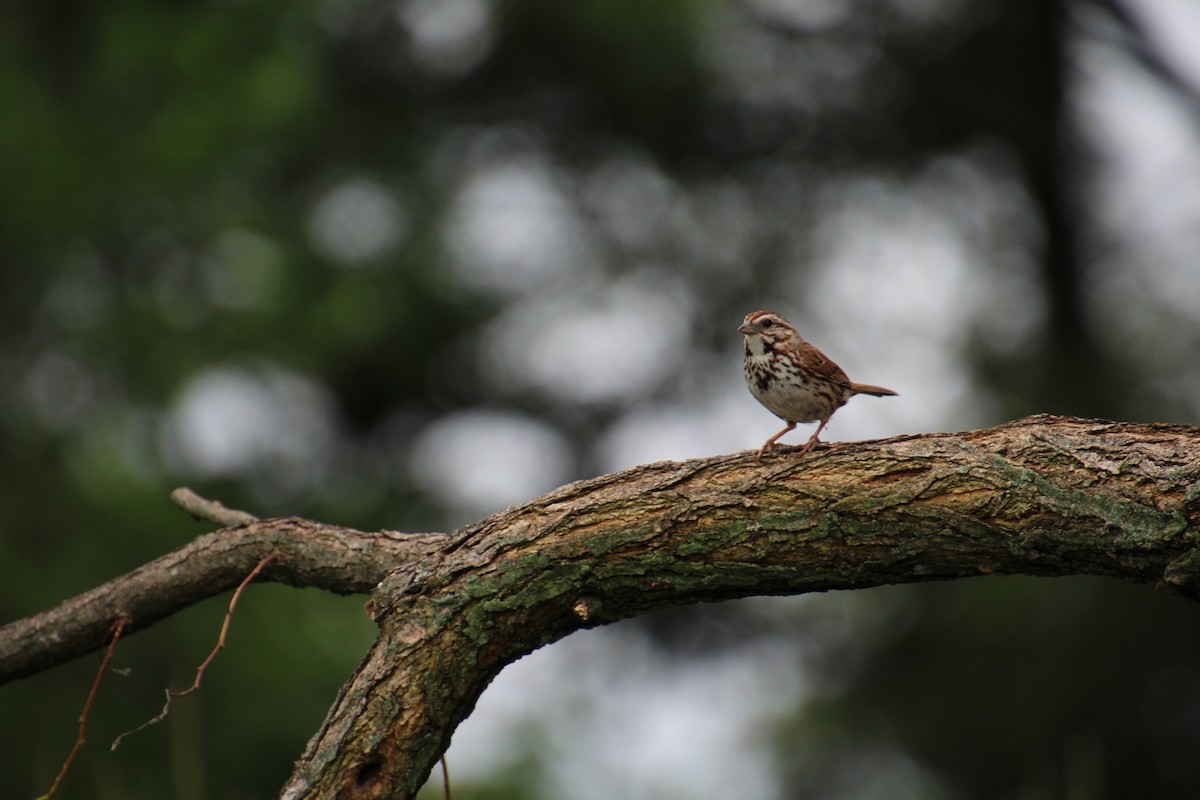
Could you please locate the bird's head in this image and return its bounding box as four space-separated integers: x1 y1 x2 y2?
738 310 802 350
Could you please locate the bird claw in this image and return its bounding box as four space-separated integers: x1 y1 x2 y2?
753 440 826 460
755 440 826 460
791 440 827 456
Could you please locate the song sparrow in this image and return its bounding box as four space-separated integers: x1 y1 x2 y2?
739 310 898 458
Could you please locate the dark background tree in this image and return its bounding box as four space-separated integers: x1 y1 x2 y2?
2 0 1199 797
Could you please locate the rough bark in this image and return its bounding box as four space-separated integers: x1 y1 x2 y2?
4 415 1200 799
0 520 446 684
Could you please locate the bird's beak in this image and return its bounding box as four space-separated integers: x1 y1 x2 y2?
737 322 757 335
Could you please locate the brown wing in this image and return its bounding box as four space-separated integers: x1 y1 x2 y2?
798 342 853 390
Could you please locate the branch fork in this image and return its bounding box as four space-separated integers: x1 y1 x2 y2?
4 415 1199 800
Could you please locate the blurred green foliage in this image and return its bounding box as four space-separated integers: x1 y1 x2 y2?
2 0 1199 797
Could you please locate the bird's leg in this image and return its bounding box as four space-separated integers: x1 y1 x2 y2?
757 422 797 460
792 418 831 456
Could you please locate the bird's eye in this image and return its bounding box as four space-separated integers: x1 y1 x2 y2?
762 318 773 328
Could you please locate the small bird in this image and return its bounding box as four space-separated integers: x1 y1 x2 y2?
739 310 898 459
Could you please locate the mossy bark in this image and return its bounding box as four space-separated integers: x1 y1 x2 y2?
4 415 1198 798
275 415 1200 799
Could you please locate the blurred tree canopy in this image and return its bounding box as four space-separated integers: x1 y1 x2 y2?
2 0 1199 797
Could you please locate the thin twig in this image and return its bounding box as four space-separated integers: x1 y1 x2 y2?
111 555 276 750
39 616 129 800
441 754 452 800
169 487 259 527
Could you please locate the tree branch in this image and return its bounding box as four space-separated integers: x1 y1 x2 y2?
4 415 1200 799
281 415 1200 799
0 519 447 685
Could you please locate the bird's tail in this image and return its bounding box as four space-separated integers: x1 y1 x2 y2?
850 383 899 397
